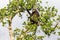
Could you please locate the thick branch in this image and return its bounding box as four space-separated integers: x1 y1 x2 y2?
8 16 14 40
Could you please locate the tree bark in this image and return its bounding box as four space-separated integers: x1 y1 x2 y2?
8 17 14 40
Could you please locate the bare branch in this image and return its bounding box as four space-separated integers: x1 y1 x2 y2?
26 9 31 15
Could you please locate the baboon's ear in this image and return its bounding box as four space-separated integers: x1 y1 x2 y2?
32 9 40 16
32 9 36 12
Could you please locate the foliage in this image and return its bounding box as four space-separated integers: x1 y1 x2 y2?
0 0 60 40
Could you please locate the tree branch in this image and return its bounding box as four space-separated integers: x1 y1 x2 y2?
26 9 31 15
33 25 38 40
50 21 59 34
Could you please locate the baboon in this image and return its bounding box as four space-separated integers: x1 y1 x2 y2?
27 9 39 24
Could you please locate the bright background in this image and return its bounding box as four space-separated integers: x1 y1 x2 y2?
0 0 60 40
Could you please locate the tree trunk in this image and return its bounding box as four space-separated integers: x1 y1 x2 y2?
8 17 14 40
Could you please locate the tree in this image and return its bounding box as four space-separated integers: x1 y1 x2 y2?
0 0 60 40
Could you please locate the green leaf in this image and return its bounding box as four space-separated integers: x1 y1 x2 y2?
58 32 60 35
37 36 44 39
2 22 6 26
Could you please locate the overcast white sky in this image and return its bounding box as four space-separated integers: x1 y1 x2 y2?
0 0 60 40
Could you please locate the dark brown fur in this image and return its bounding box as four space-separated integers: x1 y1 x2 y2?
30 9 39 24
